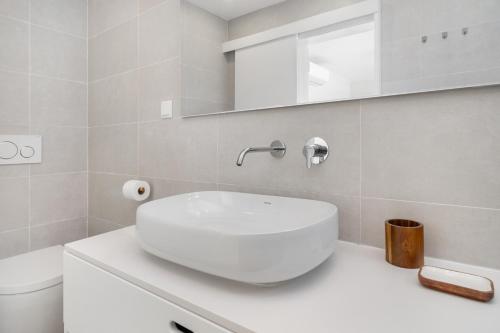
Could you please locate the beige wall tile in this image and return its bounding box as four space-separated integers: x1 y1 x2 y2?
30 217 87 250
89 173 141 226
138 0 180 66
182 31 229 73
144 178 217 200
89 70 138 126
0 17 29 72
138 118 218 182
89 124 138 174
31 26 87 82
139 0 168 13
30 76 87 126
89 19 137 81
182 1 227 42
181 65 229 104
0 229 29 259
31 0 87 37
361 197 500 269
88 216 124 237
0 177 29 232
30 126 87 175
0 0 29 20
0 71 29 126
30 173 87 225
88 0 137 37
218 102 361 196
361 87 500 209
181 98 230 117
138 59 180 121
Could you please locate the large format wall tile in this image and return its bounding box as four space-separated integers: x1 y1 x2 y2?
0 0 29 20
88 216 124 237
140 0 168 12
88 0 137 37
361 87 500 209
31 26 87 82
138 59 180 120
30 76 87 126
138 0 180 66
89 19 138 81
0 0 87 259
30 126 87 175
0 177 29 233
0 229 29 259
361 197 500 269
89 173 141 226
0 71 29 126
30 217 87 250
31 0 87 37
30 173 87 226
144 178 217 200
89 70 138 126
138 117 218 182
89 124 138 175
0 16 29 72
219 102 361 196
182 0 227 42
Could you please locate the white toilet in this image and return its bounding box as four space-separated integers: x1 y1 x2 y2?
0 245 64 333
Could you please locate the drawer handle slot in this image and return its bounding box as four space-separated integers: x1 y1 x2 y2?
171 321 194 333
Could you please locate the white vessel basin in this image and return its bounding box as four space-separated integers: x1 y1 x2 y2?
136 191 338 284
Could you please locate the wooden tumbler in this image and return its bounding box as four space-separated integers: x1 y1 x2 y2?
385 219 424 269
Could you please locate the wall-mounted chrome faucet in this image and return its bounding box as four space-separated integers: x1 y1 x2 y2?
236 140 286 166
303 137 329 168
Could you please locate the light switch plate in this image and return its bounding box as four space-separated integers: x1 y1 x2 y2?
0 135 42 165
160 100 173 119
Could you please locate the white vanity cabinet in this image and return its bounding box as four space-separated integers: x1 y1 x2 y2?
63 253 233 333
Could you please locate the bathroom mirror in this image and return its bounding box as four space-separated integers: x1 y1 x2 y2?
181 0 500 116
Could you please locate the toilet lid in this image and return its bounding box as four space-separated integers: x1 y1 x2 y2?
0 245 63 295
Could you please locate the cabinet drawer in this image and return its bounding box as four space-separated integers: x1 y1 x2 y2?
64 253 233 333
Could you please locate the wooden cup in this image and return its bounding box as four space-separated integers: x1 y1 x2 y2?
385 219 424 269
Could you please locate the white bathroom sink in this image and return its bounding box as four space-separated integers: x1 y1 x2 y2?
136 191 338 285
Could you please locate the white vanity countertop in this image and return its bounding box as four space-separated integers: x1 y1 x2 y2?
65 227 500 333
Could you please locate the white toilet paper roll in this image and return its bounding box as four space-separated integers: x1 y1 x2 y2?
122 180 150 201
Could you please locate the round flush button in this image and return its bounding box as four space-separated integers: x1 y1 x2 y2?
0 141 18 159
20 146 35 158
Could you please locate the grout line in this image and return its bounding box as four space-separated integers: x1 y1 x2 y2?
88 56 180 84
358 101 363 244
361 196 500 212
0 68 87 85
29 216 88 231
215 115 221 184
86 0 171 40
30 21 86 40
136 0 140 179
30 72 87 85
0 69 87 85
86 0 90 238
0 227 30 236
0 13 86 39
89 118 172 129
89 171 216 186
27 0 32 251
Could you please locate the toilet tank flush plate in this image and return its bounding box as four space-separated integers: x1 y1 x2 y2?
0 135 42 165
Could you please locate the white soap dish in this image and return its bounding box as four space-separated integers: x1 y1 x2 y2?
418 266 494 302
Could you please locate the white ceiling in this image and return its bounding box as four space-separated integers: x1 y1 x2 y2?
186 0 287 20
